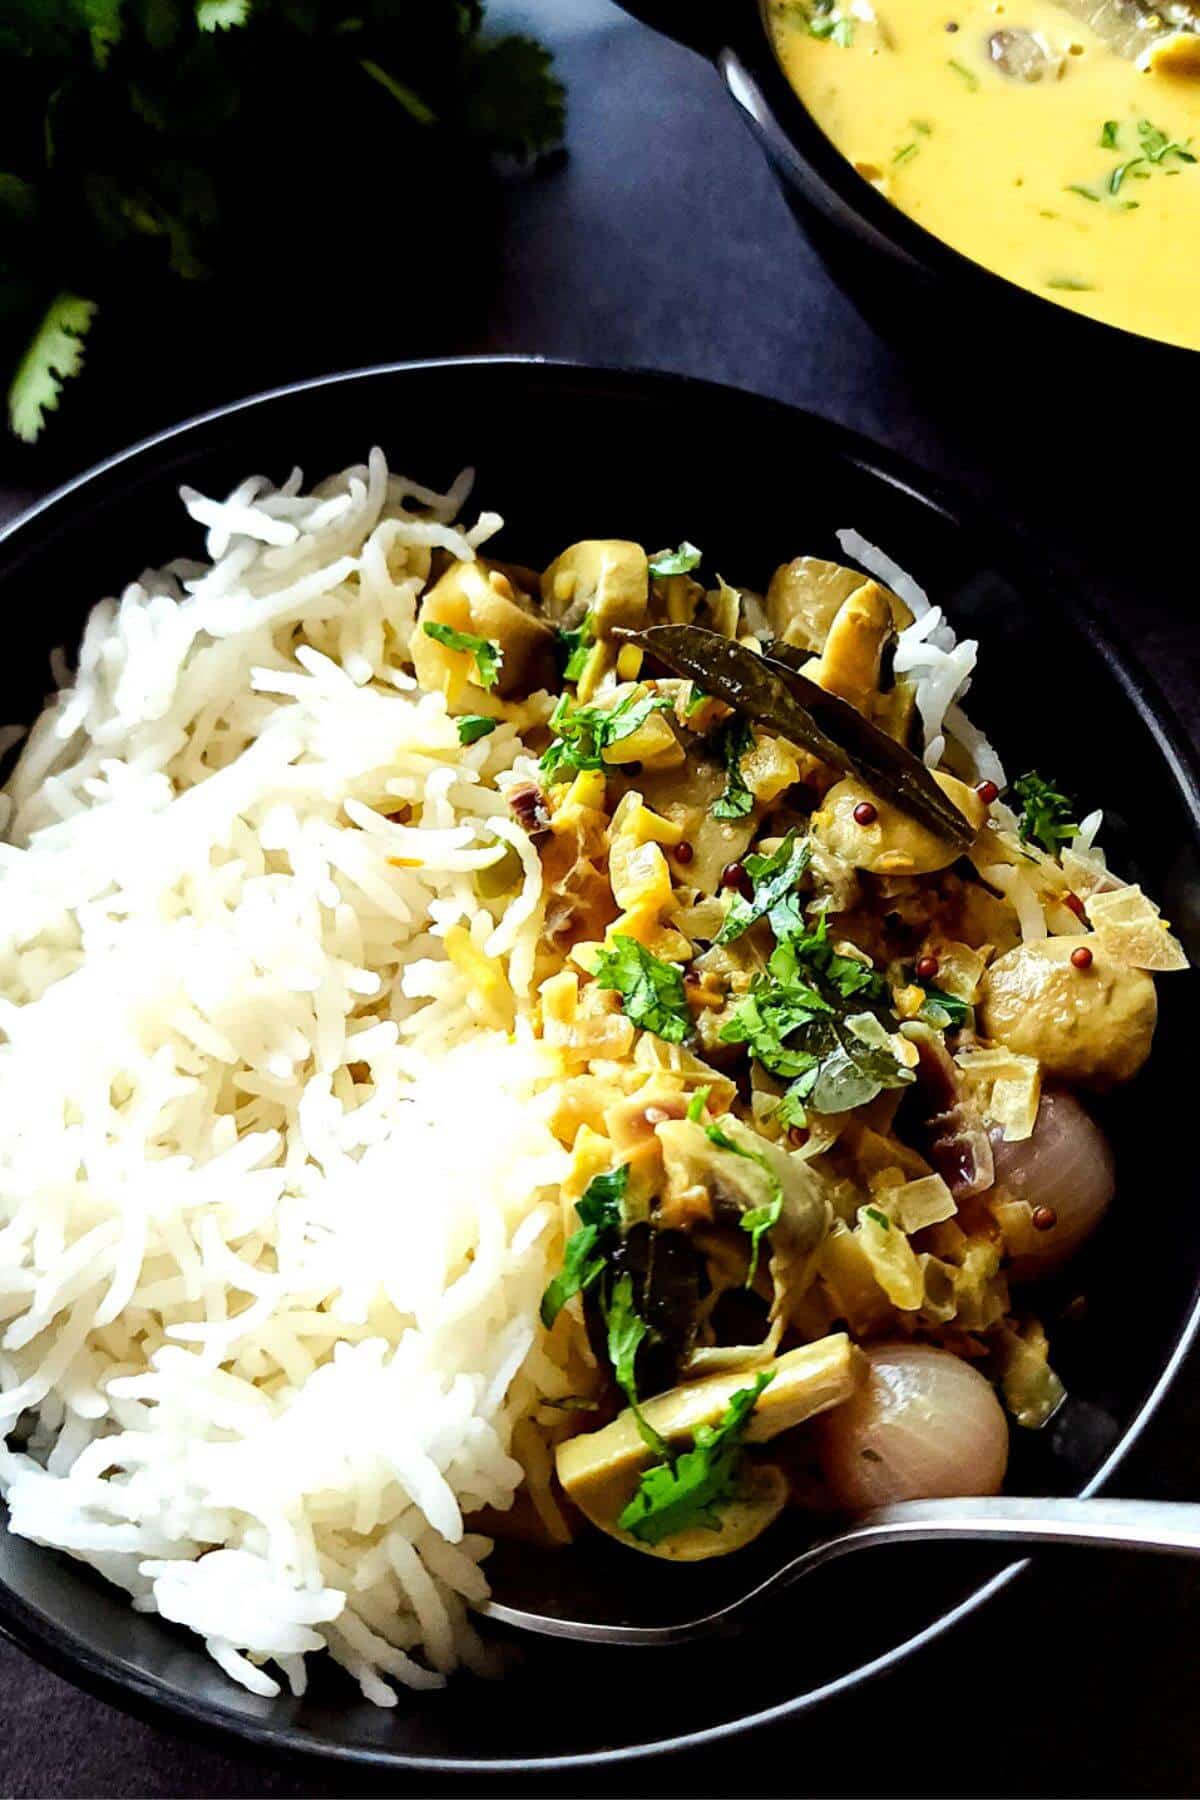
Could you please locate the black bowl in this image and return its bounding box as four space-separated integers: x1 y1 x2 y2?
617 2 1198 383
1 357 1199 1775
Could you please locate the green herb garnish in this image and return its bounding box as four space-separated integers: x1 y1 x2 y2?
916 980 969 1029
686 1085 711 1123
456 714 498 745
712 717 755 821
704 1121 784 1286
716 831 812 944
558 611 596 683
617 1371 774 1545
539 688 674 783
1137 118 1196 165
592 935 691 1044
893 142 919 165
422 620 502 691
0 4 565 443
539 1164 629 1328
864 1205 891 1230
1109 157 1143 195
1012 770 1079 855
603 1274 669 1457
1099 120 1119 149
1066 183 1100 202
1045 277 1095 291
649 542 702 578
948 57 980 90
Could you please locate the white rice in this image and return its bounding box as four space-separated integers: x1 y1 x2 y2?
836 525 1004 787
0 453 575 1702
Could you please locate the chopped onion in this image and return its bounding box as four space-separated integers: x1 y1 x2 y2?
818 1343 1009 1509
991 1088 1115 1280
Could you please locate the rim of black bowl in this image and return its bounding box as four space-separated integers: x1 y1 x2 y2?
620 0 1196 372
2 356 1200 1776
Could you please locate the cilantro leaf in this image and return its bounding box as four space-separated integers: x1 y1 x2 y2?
1137 117 1195 165
649 542 702 578
458 31 566 162
704 1121 784 1285
712 716 755 821
456 714 497 745
7 294 97 444
540 688 673 783
592 935 690 1044
1012 770 1079 855
916 980 969 1029
716 831 812 944
558 611 595 683
539 1163 629 1328
196 0 251 29
617 1369 774 1545
686 1085 711 1123
1100 119 1119 149
421 620 502 691
603 1273 668 1457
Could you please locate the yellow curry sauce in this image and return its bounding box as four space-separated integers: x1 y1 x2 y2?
767 0 1200 348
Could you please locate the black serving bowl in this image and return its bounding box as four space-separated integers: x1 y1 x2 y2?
619 2 1199 387
1 357 1199 1776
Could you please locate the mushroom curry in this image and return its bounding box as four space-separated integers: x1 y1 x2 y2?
414 532 1186 1561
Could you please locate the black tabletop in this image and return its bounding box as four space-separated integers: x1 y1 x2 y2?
2 4 1199 1795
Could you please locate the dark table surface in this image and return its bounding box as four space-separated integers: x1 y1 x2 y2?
3 3 1200 1795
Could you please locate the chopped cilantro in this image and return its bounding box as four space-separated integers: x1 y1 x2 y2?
558 611 596 683
603 1274 668 1457
1066 183 1100 202
1013 770 1079 855
686 1086 711 1124
421 620 502 691
721 914 911 1118
649 542 702 578
1099 120 1119 149
805 1 856 45
1109 157 1144 195
617 1371 774 1545
716 831 812 944
592 935 691 1044
456 714 498 745
8 295 96 444
539 687 674 783
948 57 980 90
704 1121 784 1286
712 717 755 821
917 980 969 1029
1045 277 1095 291
539 1164 629 1328
893 142 919 165
1137 118 1195 165
864 1206 891 1230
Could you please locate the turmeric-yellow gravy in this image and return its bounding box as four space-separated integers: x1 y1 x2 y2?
767 0 1200 349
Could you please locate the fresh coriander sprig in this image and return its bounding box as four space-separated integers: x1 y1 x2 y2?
421 620 503 691
592 935 691 1044
617 1370 775 1545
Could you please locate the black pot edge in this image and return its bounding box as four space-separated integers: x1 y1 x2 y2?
618 1 1198 375
1 353 1199 1776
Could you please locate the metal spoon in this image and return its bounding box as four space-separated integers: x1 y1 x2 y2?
479 1496 1200 1647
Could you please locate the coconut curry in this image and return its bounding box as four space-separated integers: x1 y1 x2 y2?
767 0 1200 349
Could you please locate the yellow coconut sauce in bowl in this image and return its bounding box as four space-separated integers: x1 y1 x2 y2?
767 0 1200 349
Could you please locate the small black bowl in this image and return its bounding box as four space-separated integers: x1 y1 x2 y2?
1 357 1199 1775
618 2 1198 384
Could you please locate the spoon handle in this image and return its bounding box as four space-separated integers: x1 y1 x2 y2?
805 1494 1200 1569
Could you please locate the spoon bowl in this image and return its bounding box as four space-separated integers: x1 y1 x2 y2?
480 1497 1200 1647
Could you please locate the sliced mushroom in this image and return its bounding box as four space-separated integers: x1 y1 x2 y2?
412 559 557 701
638 753 759 894
555 1333 864 1558
655 1114 832 1258
811 773 987 876
988 27 1064 80
978 936 1157 1088
806 580 896 710
766 560 913 655
540 540 650 634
